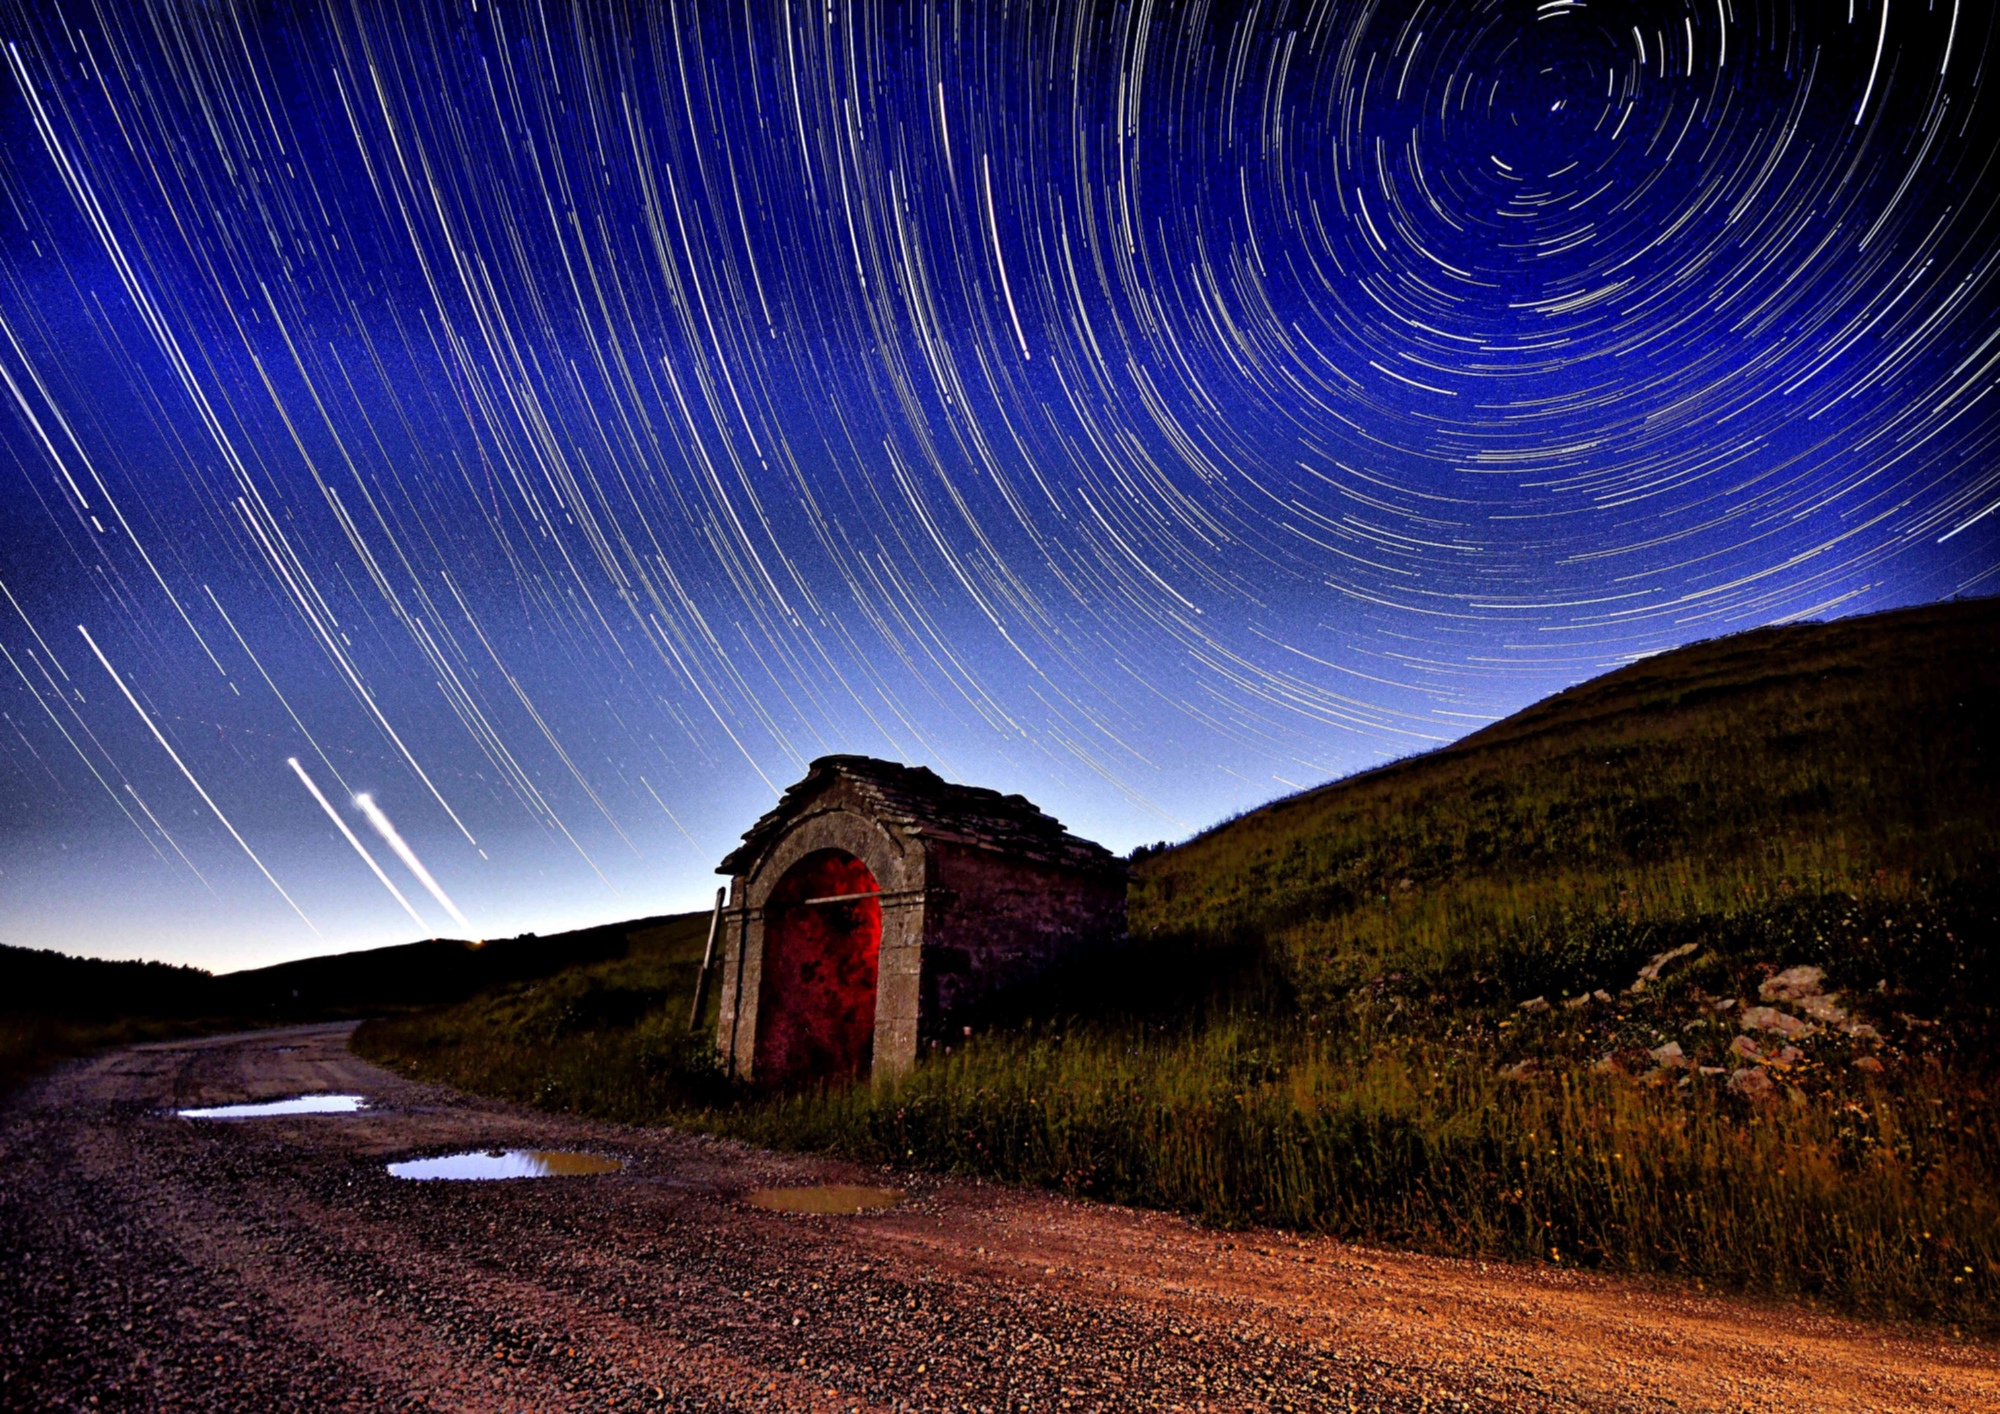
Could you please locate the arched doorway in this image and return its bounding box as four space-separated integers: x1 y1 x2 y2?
754 849 882 1086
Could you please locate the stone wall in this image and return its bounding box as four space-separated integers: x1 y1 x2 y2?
919 842 1127 1028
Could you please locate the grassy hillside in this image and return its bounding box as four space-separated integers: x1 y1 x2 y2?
355 598 2000 1329
1131 595 1999 1062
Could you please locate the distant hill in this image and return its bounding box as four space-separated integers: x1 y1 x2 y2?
1129 595 1999 1051
211 917 684 1018
0 947 217 1022
2 914 689 1021
2 912 702 1092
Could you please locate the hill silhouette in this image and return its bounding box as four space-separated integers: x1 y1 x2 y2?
1 914 691 1092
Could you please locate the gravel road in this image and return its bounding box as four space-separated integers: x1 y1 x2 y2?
1 1023 1990 1412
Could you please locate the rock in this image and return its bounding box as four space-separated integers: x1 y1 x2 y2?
1591 1054 1626 1075
1738 1005 1816 1039
1841 1022 1881 1041
1713 997 1738 1012
1759 965 1825 1003
1626 943 1700 995
1851 1056 1886 1074
1729 1034 1798 1067
1645 942 1700 975
1562 994 1590 1011
1698 1066 1727 1076
1593 989 1613 1004
1649 1041 1688 1069
1798 994 1848 1024
1728 1068 1776 1100
1518 996 1551 1015
1497 1060 1538 1080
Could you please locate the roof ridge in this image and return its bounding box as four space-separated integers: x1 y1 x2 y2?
718 755 1122 877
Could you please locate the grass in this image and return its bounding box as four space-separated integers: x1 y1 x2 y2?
729 1031 1999 1327
0 1013 232 1098
355 597 2000 1330
355 912 732 1120
1130 596 1997 1021
0 947 245 1097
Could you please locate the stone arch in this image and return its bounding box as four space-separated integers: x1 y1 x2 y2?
724 806 925 1084
752 849 882 1086
745 806 917 902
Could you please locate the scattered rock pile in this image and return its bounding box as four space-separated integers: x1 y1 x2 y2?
1508 952 1891 1094
1737 1004 1815 1039
1724 965 1888 1096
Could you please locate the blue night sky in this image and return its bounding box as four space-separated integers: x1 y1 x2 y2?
1 0 1996 972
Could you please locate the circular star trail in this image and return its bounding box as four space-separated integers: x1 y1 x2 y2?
0 1 1995 964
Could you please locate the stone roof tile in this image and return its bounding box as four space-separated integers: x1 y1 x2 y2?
718 755 1124 878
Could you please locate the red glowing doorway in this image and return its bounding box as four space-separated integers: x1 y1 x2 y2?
754 850 882 1087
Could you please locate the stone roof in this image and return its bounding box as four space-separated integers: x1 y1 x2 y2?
718 755 1125 878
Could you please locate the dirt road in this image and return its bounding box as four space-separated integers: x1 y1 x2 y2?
0 1024 1990 1412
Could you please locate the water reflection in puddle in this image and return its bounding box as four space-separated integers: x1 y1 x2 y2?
747 1185 906 1215
177 1094 368 1119
386 1149 624 1181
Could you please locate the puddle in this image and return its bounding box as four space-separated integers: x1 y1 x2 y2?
747 1185 906 1215
386 1149 624 1181
176 1094 368 1119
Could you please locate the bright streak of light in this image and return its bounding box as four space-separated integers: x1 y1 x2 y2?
287 758 426 931
639 773 704 855
124 781 212 891
353 791 472 933
1856 0 1890 125
77 623 319 935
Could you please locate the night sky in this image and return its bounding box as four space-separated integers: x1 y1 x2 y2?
2 0 1996 971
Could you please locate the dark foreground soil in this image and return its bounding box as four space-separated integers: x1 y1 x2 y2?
1 1024 1991 1412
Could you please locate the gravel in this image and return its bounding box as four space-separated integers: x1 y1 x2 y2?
1 1023 1989 1412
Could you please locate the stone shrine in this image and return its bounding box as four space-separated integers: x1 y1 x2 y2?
713 756 1127 1085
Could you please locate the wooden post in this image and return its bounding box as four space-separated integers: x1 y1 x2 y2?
688 886 726 1032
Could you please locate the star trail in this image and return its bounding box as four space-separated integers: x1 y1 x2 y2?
1 0 1996 968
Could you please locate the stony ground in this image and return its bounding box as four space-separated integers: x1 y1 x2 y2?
1 1024 1991 1412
